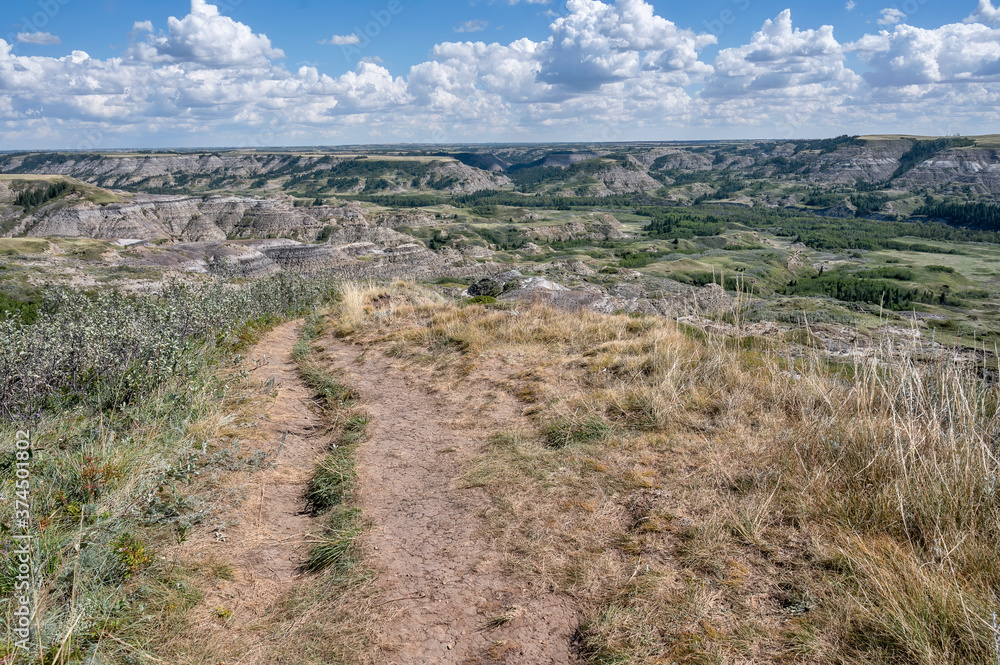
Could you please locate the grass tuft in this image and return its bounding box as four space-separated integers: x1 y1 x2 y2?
293 315 368 579
306 507 362 574
542 417 612 449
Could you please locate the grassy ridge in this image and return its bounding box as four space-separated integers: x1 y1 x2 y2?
336 282 1000 665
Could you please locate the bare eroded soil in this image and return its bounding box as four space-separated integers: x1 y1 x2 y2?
166 321 330 662
318 337 580 664
167 321 578 663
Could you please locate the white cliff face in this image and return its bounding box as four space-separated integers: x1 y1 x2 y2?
650 152 715 172
526 215 629 243
898 149 1000 195
595 166 660 194
11 199 183 239
374 211 439 228
0 153 512 196
0 153 317 185
805 141 914 184
5 193 374 242
4 142 1000 245
426 162 512 194
5 144 1000 196
801 143 1000 193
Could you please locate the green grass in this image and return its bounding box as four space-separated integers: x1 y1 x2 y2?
59 239 115 261
294 314 359 408
293 312 367 576
542 417 612 449
306 415 368 515
0 290 40 323
0 238 50 256
306 507 362 574
0 333 245 661
0 175 123 206
80 187 123 205
0 174 66 182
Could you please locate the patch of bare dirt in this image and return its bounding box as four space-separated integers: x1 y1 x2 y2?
166 320 331 662
318 339 580 664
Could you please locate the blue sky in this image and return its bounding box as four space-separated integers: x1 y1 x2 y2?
4 1 979 68
1 0 999 147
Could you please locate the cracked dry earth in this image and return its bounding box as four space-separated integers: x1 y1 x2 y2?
318 336 580 664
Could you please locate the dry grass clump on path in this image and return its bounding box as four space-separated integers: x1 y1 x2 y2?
333 281 1000 665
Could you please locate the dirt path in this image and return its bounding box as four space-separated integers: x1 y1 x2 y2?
167 321 577 663
228 321 326 584
320 339 579 664
170 320 331 662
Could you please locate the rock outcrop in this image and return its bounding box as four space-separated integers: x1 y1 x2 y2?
806 140 917 184
527 215 630 243
6 194 372 242
897 148 1000 195
595 167 660 194
426 162 511 194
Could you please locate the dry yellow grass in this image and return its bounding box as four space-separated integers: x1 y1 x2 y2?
331 282 1000 664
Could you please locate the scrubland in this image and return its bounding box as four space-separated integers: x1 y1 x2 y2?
0 274 339 662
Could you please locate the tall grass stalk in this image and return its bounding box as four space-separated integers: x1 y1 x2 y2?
993 611 1000 665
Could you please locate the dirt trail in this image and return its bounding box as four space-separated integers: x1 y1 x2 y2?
170 321 577 663
320 339 579 664
171 321 330 661
228 321 326 583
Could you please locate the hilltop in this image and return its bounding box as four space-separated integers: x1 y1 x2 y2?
3 278 996 664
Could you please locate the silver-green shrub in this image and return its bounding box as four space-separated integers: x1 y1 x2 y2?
0 272 339 422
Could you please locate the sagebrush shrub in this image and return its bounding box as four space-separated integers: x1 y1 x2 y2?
0 272 339 422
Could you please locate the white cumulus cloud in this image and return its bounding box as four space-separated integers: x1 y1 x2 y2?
321 34 361 46
704 10 858 102
0 0 999 147
965 0 1000 26
850 22 1000 86
455 20 489 33
539 0 716 90
877 8 906 26
16 32 62 46
127 0 284 67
